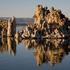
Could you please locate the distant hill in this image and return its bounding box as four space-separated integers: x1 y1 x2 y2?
16 18 34 25
0 17 34 25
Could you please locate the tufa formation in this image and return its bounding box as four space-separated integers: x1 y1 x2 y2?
21 5 70 39
0 16 16 37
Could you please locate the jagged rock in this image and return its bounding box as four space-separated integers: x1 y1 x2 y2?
0 16 16 37
21 4 70 39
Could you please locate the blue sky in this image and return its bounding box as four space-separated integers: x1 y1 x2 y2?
0 0 70 18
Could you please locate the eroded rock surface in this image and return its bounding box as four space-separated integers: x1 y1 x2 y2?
21 5 70 39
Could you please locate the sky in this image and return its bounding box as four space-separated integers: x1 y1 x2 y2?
0 0 70 18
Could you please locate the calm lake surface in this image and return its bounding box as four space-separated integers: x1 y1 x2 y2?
0 26 70 70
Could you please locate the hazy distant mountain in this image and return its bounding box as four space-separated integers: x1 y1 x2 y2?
16 18 34 25
0 17 34 25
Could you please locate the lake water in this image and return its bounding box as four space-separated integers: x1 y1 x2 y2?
0 26 70 70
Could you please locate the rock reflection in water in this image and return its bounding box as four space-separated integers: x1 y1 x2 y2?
22 39 70 66
0 37 16 56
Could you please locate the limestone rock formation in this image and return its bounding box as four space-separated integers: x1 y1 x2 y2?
7 16 16 37
22 5 70 39
0 16 16 37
